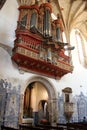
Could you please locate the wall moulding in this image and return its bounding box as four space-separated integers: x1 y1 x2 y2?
0 43 12 55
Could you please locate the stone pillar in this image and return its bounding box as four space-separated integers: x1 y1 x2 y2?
48 98 58 125
19 94 24 124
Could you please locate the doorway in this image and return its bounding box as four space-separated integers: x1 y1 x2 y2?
21 76 58 125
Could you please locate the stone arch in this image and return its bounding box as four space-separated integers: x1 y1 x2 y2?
20 76 58 125
23 76 57 99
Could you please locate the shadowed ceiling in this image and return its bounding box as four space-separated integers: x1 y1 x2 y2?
0 0 7 9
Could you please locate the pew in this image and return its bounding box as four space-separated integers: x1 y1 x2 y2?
57 122 87 130
36 124 64 130
1 125 18 130
19 124 46 130
2 122 87 130
19 124 64 130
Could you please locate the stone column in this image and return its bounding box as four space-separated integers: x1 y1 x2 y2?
48 98 58 125
19 94 24 124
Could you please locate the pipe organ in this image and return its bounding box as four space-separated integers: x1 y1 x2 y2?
12 0 73 78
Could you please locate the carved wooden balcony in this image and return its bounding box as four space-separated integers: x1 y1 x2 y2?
12 29 73 79
12 2 74 78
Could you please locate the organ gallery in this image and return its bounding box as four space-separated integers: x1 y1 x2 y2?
12 0 74 78
1 0 87 129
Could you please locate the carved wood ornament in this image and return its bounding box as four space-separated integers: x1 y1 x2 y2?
12 0 73 78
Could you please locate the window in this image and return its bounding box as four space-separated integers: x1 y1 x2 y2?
70 29 87 67
62 32 68 56
75 30 84 65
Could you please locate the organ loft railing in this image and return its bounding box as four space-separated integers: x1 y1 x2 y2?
12 0 74 78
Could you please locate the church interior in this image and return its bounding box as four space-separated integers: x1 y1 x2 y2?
0 0 87 130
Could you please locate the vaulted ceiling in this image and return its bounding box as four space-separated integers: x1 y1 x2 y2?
58 0 87 41
17 0 87 40
50 0 87 41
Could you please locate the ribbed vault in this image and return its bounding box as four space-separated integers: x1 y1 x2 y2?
58 0 87 41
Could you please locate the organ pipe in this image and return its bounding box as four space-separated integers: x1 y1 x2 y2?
56 26 61 42
30 11 37 28
43 9 51 37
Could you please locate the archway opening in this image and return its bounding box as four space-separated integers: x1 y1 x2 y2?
23 81 49 124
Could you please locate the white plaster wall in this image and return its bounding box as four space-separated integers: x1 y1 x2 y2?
31 82 48 111
0 0 87 97
0 0 19 47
